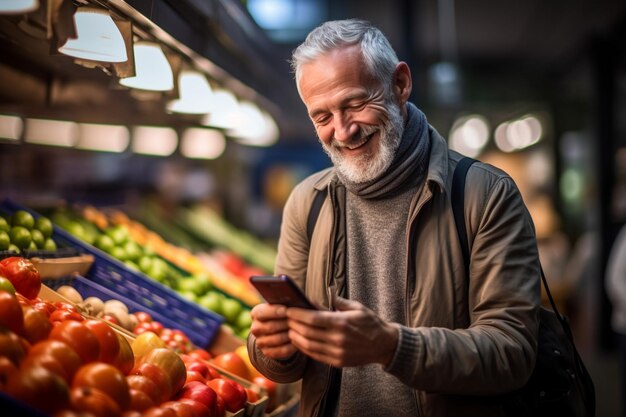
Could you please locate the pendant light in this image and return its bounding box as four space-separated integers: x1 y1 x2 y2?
167 70 214 114
0 0 39 14
201 88 240 129
58 7 128 63
120 41 174 91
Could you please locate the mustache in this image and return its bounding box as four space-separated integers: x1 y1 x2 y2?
331 124 380 147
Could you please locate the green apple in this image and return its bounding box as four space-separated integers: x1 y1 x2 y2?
35 216 54 238
105 225 129 245
179 291 197 302
123 240 143 262
221 298 243 324
94 234 115 253
42 238 57 251
0 217 10 233
235 309 252 331
198 292 223 315
30 229 45 248
0 231 9 250
177 278 203 295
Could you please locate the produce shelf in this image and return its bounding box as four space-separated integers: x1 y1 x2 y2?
1 199 224 348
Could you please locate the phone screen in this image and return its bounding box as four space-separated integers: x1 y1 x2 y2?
249 275 317 309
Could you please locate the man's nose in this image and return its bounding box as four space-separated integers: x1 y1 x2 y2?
332 114 357 142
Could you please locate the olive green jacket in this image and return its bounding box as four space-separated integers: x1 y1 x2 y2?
249 126 541 417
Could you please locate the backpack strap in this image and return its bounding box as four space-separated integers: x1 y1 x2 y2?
451 157 477 279
307 188 327 243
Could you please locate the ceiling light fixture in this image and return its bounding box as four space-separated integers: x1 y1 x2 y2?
120 41 174 91
167 70 214 114
0 0 39 14
201 88 240 129
58 7 128 63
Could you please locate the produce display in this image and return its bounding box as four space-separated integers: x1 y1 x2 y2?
0 211 57 252
0 256 281 416
49 206 254 339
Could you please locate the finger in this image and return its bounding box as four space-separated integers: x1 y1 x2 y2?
260 343 299 360
251 304 288 321
255 331 292 349
333 296 363 311
286 308 337 328
288 328 341 358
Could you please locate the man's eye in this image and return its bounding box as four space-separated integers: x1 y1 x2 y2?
315 115 330 125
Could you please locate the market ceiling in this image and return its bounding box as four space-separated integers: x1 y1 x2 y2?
0 0 624 145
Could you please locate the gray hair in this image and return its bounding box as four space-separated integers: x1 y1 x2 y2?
290 19 399 94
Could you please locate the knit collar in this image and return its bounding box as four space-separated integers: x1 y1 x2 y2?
339 102 430 199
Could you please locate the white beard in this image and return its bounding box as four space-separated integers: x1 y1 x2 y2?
321 100 405 184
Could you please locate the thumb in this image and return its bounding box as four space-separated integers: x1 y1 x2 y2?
333 296 363 311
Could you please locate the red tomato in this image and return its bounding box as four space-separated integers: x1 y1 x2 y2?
54 301 78 312
161 400 197 417
0 356 17 389
32 299 56 317
245 387 259 403
49 309 84 324
253 375 277 410
6 365 70 414
139 348 187 397
211 352 250 380
49 320 100 364
21 353 70 383
129 388 156 411
0 330 25 369
28 339 82 381
177 398 212 417
206 377 247 412
84 319 120 363
69 385 121 417
131 362 173 403
142 406 177 417
133 311 152 323
0 257 41 299
22 306 52 343
0 291 24 335
126 374 162 404
174 381 217 414
186 360 209 378
73 362 131 411
189 348 212 361
133 321 154 335
186 370 207 384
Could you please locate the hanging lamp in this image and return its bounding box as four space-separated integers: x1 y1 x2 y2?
167 70 214 114
0 0 38 14
58 7 128 63
120 41 173 91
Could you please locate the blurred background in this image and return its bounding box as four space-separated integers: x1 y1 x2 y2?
0 0 625 414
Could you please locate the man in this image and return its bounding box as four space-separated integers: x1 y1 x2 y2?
248 19 540 417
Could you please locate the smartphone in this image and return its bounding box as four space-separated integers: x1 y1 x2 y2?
249 274 317 309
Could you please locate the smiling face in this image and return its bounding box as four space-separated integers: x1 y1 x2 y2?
297 45 411 183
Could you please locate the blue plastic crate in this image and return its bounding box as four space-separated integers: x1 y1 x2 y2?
45 275 202 343
1 199 224 348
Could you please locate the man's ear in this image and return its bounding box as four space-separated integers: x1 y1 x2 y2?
393 62 412 105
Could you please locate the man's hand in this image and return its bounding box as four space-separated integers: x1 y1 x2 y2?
250 303 299 360
285 297 399 368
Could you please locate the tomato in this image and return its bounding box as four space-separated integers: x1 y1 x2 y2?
6 365 70 414
50 309 84 324
0 327 26 365
177 398 212 417
129 388 156 411
211 352 250 380
50 320 100 363
206 377 247 412
245 387 259 403
131 331 166 359
0 257 41 299
22 306 52 343
21 353 71 383
142 406 177 417
0 355 17 389
84 319 120 363
133 311 152 323
161 400 197 417
113 332 135 375
69 385 121 417
174 381 217 414
186 370 207 384
0 290 24 335
54 301 78 312
131 362 173 403
29 339 82 381
32 299 56 317
139 348 187 397
73 362 131 410
253 375 277 410
126 374 162 404
189 348 212 361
